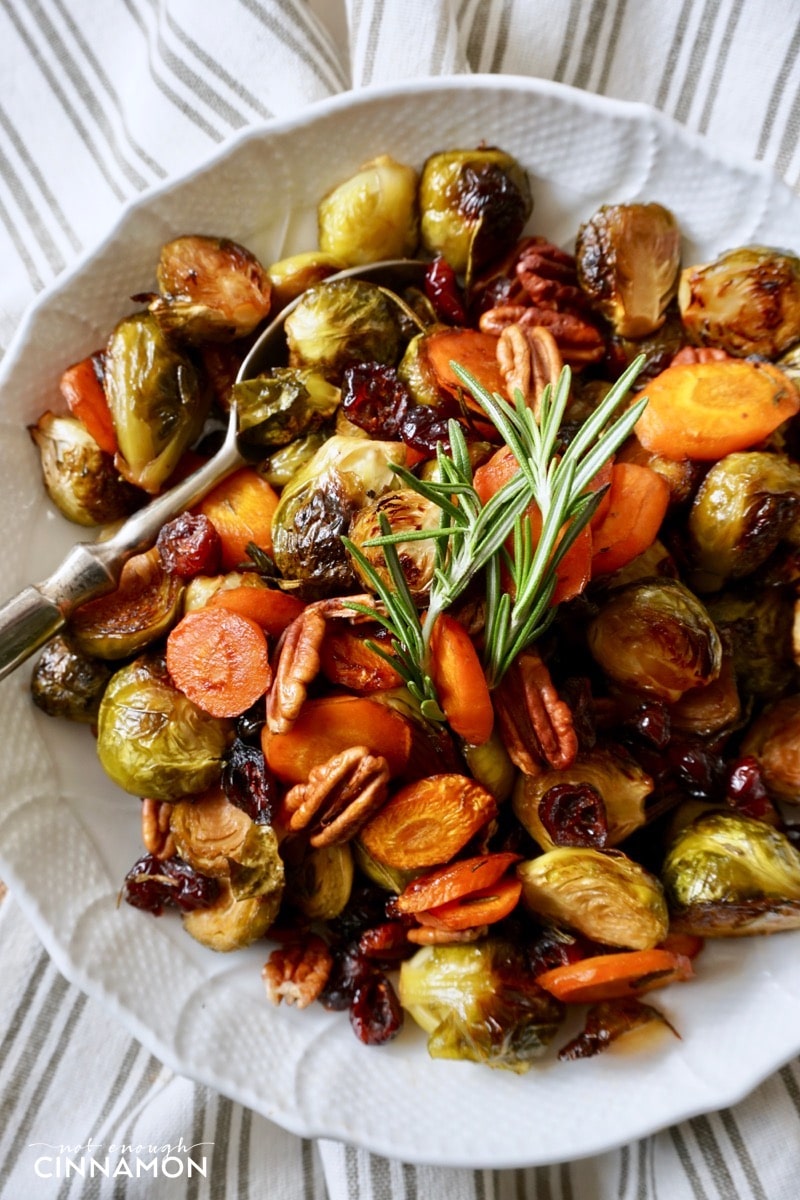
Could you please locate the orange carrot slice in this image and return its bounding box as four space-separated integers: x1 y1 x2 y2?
535 948 694 1004
60 354 117 455
197 467 280 570
414 875 523 930
166 606 271 718
590 461 670 576
393 851 523 913
208 585 306 637
429 613 494 745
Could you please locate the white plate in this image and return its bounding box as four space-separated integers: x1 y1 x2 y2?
2 76 800 1169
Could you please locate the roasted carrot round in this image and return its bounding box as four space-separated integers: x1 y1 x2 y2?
535 948 694 1004
634 359 800 461
197 467 280 570
429 613 494 745
166 606 271 718
590 461 671 576
414 875 523 930
60 354 117 455
394 851 523 913
319 625 403 693
208 585 306 637
421 328 505 412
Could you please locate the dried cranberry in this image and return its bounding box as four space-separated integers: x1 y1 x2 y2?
424 256 467 325
329 884 393 940
668 739 725 800
319 941 371 1011
538 782 608 848
350 971 403 1045
726 755 776 821
222 738 276 824
341 363 410 439
236 698 267 743
156 512 222 577
399 402 453 453
358 921 413 963
123 854 219 916
625 700 672 749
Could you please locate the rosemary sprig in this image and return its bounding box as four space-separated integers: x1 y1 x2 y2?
343 354 647 711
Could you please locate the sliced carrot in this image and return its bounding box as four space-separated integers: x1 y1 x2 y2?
429 613 494 745
166 606 271 718
394 851 523 913
658 932 705 960
535 948 694 1004
590 461 671 577
414 875 523 930
319 625 403 693
358 773 498 871
197 467 280 570
473 443 517 506
634 359 800 461
60 353 117 455
421 328 505 415
262 694 412 784
208 585 306 637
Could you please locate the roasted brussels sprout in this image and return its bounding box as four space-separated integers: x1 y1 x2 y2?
29 411 140 526
678 245 800 358
318 154 419 265
347 488 441 600
182 877 281 951
517 848 669 949
663 810 800 935
667 650 742 737
69 548 184 659
267 250 343 311
285 842 354 920
741 695 800 803
418 147 532 279
284 278 403 382
271 435 407 593
687 452 800 590
30 634 112 723
513 745 653 850
587 579 723 702
170 786 253 876
706 587 797 701
104 312 210 493
462 730 516 802
576 202 681 338
150 234 272 342
399 939 564 1072
258 431 329 487
96 655 233 800
231 368 340 447
227 823 285 902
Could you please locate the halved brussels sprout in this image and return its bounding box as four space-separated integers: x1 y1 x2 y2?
271 435 407 593
231 367 340 447
399 939 564 1072
517 848 669 949
29 412 140 526
347 488 441 600
97 655 233 800
587 578 722 702
284 278 403 382
513 745 652 850
182 877 280 951
170 785 253 876
69 547 184 659
267 250 344 311
419 147 532 280
150 234 272 342
352 841 418 893
318 154 419 265
667 650 742 737
663 810 800 935
104 312 210 493
741 695 800 803
228 823 284 902
285 842 354 920
706 587 797 701
576 202 682 338
688 452 800 590
678 245 800 358
30 634 112 723
259 431 329 487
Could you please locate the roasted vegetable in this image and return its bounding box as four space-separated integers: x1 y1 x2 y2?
96 655 233 800
399 939 564 1072
267 250 344 311
231 367 340 447
170 785 253 876
418 147 532 280
29 411 139 526
259 431 329 487
182 877 281 951
104 312 210 493
285 842 354 920
150 234 272 342
587 579 723 702
69 547 184 660
284 278 404 382
741 695 800 803
517 848 669 950
347 488 441 600
576 202 681 338
30 634 112 723
688 452 800 590
318 154 419 265
663 810 800 935
706 587 797 701
678 245 800 358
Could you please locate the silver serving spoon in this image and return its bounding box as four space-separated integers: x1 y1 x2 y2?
0 258 427 681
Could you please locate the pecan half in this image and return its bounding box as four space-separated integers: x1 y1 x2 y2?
141 798 175 860
266 607 327 734
671 346 731 366
494 647 578 774
262 935 333 1009
497 323 563 419
283 746 390 847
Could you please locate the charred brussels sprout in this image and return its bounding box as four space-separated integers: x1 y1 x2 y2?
284 279 403 382
104 312 210 493
576 202 681 338
170 786 253 876
69 548 184 660
587 578 723 702
318 154 420 265
741 695 800 803
29 412 140 526
151 234 272 342
231 368 340 448
517 848 669 950
271 435 407 593
706 587 796 701
31 634 112 723
678 245 800 358
399 940 564 1072
419 147 532 280
347 488 441 601
663 810 800 935
96 655 233 800
688 452 800 590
